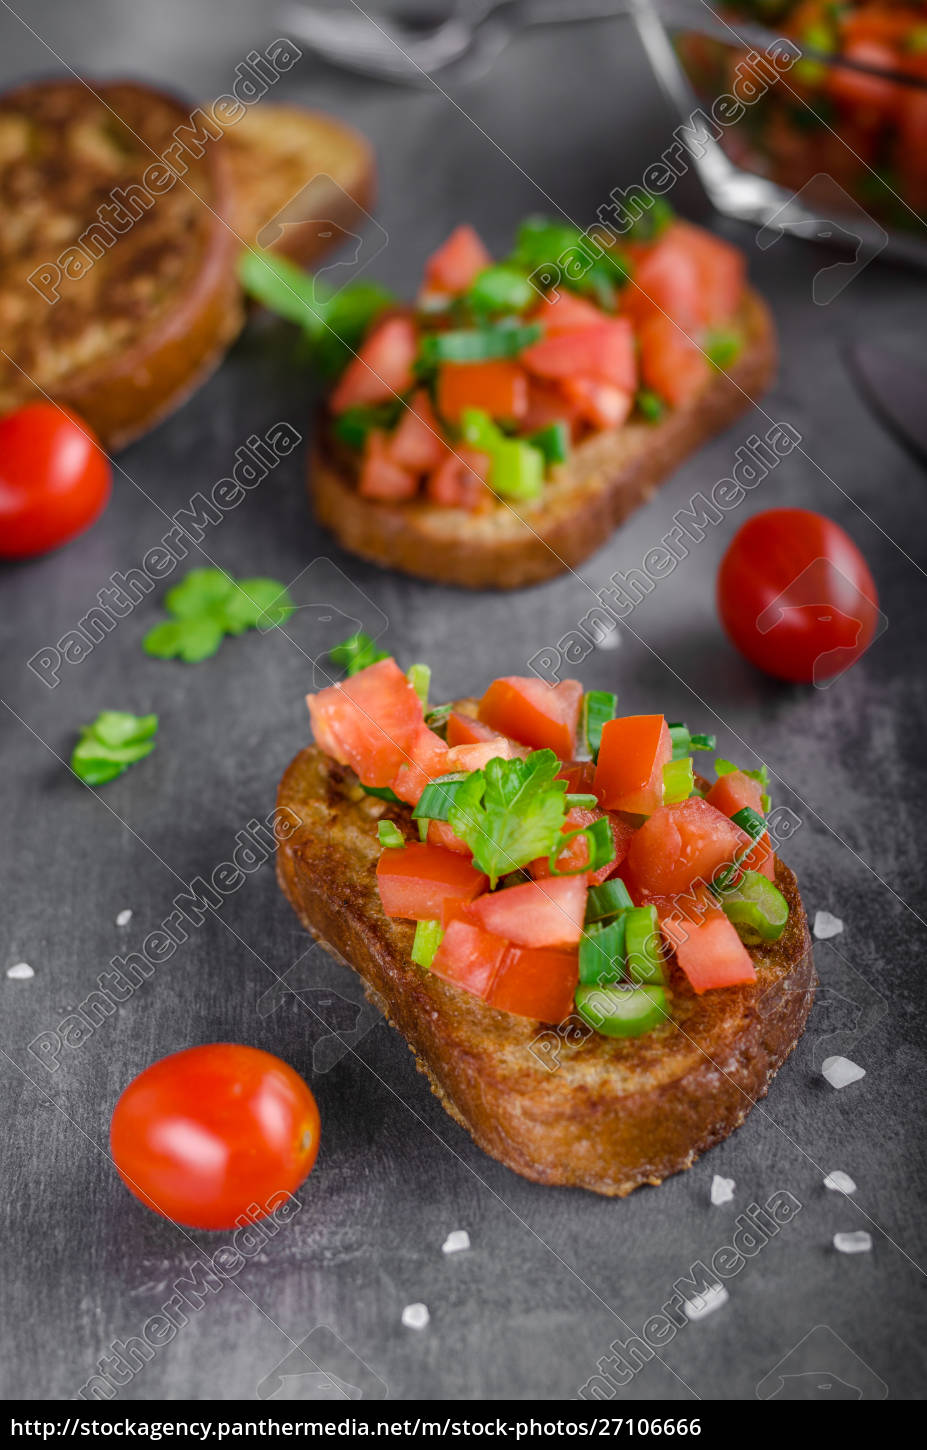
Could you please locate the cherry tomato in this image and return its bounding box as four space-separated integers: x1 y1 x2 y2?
717 509 879 684
110 1044 321 1230
0 403 111 558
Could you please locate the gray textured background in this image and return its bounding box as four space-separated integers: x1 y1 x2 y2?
1 0 925 1404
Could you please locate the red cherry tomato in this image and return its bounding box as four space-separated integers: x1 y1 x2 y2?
110 1044 321 1230
717 509 879 684
0 403 111 558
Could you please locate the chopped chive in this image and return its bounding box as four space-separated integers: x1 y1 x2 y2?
419 321 542 365
362 784 402 803
579 917 627 987
407 662 431 710
689 732 716 752
583 690 617 761
411 919 444 969
465 265 536 315
624 905 665 985
377 820 405 849
663 757 694 805
412 773 470 822
585 877 633 925
565 793 599 810
636 388 665 423
549 815 614 877
528 420 570 466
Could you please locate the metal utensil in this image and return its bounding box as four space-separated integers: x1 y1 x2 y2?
848 342 927 469
278 1 630 85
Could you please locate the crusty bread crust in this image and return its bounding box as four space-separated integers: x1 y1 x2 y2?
0 78 243 450
215 103 376 266
276 742 815 1196
311 289 776 589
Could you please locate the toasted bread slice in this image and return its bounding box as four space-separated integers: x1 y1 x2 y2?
0 78 243 450
276 738 815 1196
215 104 375 265
312 289 776 589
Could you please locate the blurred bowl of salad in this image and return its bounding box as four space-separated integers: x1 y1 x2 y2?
635 1 927 267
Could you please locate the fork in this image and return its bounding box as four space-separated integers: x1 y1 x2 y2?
278 1 631 85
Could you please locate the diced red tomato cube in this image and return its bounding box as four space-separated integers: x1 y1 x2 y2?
828 40 900 114
387 391 445 473
307 657 423 788
427 819 471 855
556 760 599 797
358 430 419 502
622 231 702 330
424 225 492 296
330 316 418 413
704 770 764 820
468 875 587 948
521 379 582 438
594 714 672 815
431 915 507 999
445 737 527 773
377 842 487 922
391 723 451 806
561 378 632 430
532 290 607 333
425 448 490 510
446 712 502 749
436 360 528 424
528 809 633 886
657 888 756 994
626 797 750 898
522 319 637 392
637 313 710 409
478 676 583 760
488 945 579 1023
671 222 745 327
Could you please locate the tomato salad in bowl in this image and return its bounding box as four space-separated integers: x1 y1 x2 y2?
305 641 790 1040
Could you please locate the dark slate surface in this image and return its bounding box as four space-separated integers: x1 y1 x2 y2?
1 0 925 1405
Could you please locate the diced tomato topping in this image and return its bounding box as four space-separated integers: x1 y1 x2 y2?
427 819 471 856
704 770 764 820
671 222 745 327
307 657 423 788
561 378 633 430
532 290 607 333
330 316 417 413
387 391 445 473
436 360 528 424
445 737 527 773
425 448 490 510
521 379 582 438
358 430 419 502
741 829 775 883
656 888 755 994
377 842 487 922
637 314 710 409
626 797 750 898
622 231 702 330
431 914 507 999
424 225 492 296
522 319 637 392
488 945 579 1023
391 723 450 806
468 875 587 949
828 40 901 115
528 808 633 886
478 676 583 760
556 760 599 797
594 714 671 815
446 712 501 749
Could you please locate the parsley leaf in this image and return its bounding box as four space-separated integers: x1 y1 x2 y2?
71 711 158 786
329 631 389 676
143 569 294 662
448 749 568 887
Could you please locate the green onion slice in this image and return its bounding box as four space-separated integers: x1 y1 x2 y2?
575 983 668 1038
411 919 444 969
407 663 431 710
720 871 788 944
548 815 614 877
412 773 470 822
528 421 570 466
362 784 402 803
377 820 405 849
663 757 694 805
579 917 627 986
624 905 665 985
419 321 542 365
585 878 633 925
583 690 617 761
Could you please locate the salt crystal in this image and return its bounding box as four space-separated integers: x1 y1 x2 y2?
684 1284 728 1320
401 1302 429 1330
813 910 844 939
6 962 34 980
822 1056 866 1089
116 909 133 927
834 1231 872 1254
595 628 621 652
442 1230 470 1254
824 1171 856 1195
710 1175 735 1206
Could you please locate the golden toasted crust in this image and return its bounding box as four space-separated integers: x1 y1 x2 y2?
0 78 243 449
215 103 376 265
311 289 777 589
276 741 815 1196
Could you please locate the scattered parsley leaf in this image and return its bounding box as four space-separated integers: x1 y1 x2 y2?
330 631 389 676
143 569 294 662
448 749 568 887
71 711 158 786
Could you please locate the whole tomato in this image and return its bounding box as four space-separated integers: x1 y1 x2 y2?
718 508 879 683
110 1044 321 1230
0 403 111 558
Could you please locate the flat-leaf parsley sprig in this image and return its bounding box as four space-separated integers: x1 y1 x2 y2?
143 568 295 662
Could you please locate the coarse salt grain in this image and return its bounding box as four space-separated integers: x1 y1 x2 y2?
116 909 133 927
684 1284 728 1321
442 1230 470 1254
595 628 621 652
6 962 34 980
710 1175 735 1206
813 910 844 940
822 1056 866 1089
401 1303 429 1330
834 1231 872 1254
824 1171 857 1194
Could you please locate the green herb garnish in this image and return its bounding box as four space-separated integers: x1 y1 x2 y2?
377 820 405 849
71 711 158 786
330 631 389 676
447 749 568 888
143 569 294 662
